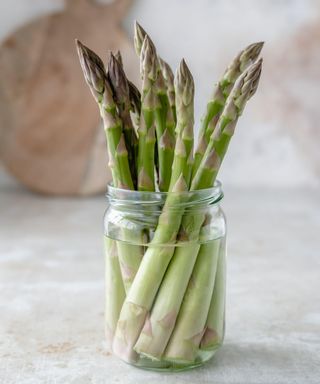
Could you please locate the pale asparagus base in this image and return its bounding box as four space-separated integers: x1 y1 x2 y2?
164 240 221 363
134 243 200 359
201 238 226 349
116 229 144 293
104 237 126 343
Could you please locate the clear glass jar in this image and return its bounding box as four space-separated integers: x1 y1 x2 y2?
103 182 226 371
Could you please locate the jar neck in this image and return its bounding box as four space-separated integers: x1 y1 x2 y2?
106 181 223 212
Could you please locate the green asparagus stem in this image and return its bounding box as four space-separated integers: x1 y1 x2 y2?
134 23 176 191
200 238 226 350
154 67 175 191
135 22 176 126
163 59 263 363
137 35 158 191
108 53 138 188
104 237 126 342
107 52 146 292
192 42 264 178
76 40 136 343
112 59 194 363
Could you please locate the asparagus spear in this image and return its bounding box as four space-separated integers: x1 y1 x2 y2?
134 23 175 123
112 59 194 363
76 40 135 341
108 53 149 292
137 35 158 191
104 237 126 342
135 22 176 191
200 238 226 350
164 59 263 363
76 40 134 189
192 42 264 178
154 67 175 191
108 53 138 188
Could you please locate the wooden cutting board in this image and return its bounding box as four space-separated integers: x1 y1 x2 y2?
0 0 138 195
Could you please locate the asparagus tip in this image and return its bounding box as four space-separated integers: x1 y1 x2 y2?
75 39 107 97
175 58 194 105
247 57 263 97
107 50 130 105
134 21 147 56
232 57 263 113
239 41 264 71
114 50 123 67
140 35 158 82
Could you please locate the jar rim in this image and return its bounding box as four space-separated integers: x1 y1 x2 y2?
106 180 223 207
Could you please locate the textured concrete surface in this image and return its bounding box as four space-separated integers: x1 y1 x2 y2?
0 170 320 383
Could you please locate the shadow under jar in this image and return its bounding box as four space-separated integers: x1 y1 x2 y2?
103 182 226 371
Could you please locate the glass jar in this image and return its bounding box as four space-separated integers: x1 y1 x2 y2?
103 182 226 371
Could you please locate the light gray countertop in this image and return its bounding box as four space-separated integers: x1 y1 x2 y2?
0 171 319 384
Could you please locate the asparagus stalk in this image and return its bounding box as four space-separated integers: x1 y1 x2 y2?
200 238 226 350
192 42 264 177
135 22 176 191
76 40 134 190
104 237 126 342
164 59 263 363
154 68 175 191
135 23 175 123
76 40 136 343
137 35 158 191
108 53 138 188
112 59 194 362
108 53 148 292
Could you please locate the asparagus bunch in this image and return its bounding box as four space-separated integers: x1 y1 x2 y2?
76 23 263 366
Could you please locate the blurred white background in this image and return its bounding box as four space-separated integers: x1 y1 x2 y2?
0 0 319 189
